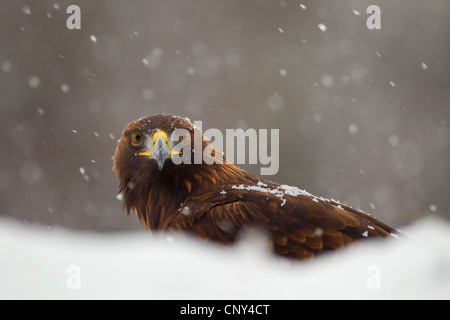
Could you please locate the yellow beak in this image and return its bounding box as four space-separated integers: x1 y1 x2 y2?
138 131 172 170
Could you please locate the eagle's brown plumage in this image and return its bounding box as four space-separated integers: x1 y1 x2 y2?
113 113 400 259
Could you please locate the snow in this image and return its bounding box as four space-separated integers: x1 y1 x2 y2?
28 76 41 89
22 5 31 15
186 67 195 75
232 183 287 206
317 23 327 32
142 48 164 70
60 83 70 93
231 182 347 211
388 134 400 147
180 206 192 216
348 123 359 135
2 61 12 73
321 75 334 88
0 216 449 299
267 92 284 112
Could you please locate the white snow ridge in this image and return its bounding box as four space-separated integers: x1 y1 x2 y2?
0 216 449 299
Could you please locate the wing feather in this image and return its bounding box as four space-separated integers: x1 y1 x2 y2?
169 182 400 259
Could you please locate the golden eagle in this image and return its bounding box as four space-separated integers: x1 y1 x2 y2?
113 113 399 259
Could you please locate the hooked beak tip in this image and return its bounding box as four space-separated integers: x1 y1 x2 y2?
138 131 171 170
155 139 169 170
157 158 165 170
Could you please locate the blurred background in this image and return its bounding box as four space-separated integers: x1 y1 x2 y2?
0 0 448 232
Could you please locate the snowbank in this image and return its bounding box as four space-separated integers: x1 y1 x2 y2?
0 217 449 299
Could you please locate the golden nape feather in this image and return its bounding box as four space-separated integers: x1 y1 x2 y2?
113 113 401 260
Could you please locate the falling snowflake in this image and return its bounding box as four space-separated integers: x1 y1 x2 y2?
61 83 70 93
318 23 327 32
28 76 41 89
348 123 358 135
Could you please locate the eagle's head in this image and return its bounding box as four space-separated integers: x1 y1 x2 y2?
112 113 235 229
114 113 202 171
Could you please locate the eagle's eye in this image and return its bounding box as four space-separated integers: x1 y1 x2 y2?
130 132 145 147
